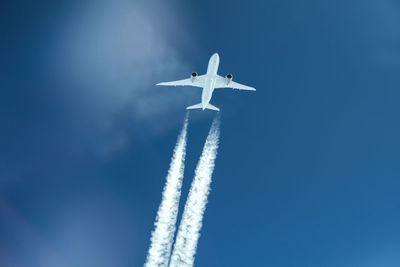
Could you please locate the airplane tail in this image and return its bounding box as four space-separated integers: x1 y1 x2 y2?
186 103 220 111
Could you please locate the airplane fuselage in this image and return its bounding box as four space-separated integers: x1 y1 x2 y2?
201 53 220 110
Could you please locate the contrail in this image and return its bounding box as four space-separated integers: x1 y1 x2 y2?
169 116 220 267
145 113 189 267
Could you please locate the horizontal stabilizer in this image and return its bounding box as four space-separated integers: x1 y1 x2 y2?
186 103 220 111
186 103 203 110
206 103 220 111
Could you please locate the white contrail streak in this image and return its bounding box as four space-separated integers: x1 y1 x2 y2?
169 116 220 267
145 113 189 267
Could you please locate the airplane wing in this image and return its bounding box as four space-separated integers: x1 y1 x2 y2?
156 75 205 88
215 75 256 91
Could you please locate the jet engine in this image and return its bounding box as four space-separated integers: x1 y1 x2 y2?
225 74 233 85
191 72 198 82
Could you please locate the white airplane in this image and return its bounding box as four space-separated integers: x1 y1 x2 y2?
156 53 256 111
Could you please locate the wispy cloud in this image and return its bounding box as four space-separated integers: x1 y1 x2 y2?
48 0 200 156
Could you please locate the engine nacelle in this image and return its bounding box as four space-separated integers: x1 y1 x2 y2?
191 72 198 82
225 74 233 85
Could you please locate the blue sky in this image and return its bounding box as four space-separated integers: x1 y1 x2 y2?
1 0 400 266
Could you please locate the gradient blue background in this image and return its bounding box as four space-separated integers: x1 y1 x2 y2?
1 0 400 266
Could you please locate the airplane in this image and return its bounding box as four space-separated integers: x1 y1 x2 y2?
156 53 256 111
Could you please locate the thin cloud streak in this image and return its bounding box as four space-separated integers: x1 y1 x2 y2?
169 115 220 267
145 113 189 267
